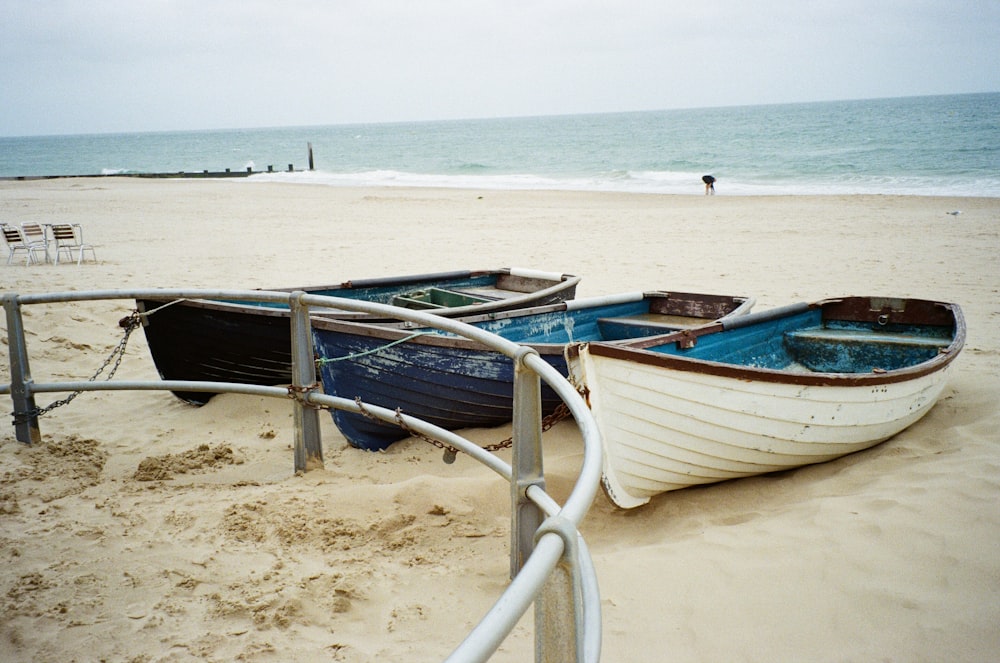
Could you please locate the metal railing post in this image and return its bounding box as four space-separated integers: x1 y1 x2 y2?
3 294 40 444
511 347 545 578
289 293 323 472
534 515 588 662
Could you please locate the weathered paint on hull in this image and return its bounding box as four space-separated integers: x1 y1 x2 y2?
319 332 569 451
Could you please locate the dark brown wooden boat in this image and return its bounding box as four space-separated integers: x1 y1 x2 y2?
137 268 580 404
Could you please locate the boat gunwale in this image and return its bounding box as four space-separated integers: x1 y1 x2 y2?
310 291 755 355
136 268 581 319
569 297 966 388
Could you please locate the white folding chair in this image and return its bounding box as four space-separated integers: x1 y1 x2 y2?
51 223 97 265
2 224 46 265
20 222 51 262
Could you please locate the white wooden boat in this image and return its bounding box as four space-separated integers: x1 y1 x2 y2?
565 296 966 508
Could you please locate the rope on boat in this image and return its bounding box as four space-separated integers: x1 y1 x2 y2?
135 298 190 318
353 397 577 464
314 331 433 366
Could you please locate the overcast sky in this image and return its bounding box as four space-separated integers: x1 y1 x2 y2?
2 1 998 136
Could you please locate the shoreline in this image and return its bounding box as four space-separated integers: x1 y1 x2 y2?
1 177 998 661
3 173 999 199
3 172 997 199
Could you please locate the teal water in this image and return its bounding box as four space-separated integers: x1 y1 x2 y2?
2 92 998 196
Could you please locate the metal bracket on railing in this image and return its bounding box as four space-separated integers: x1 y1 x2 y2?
534 514 580 561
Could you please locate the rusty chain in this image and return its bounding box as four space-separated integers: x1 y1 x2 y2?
11 310 142 423
352 395 577 464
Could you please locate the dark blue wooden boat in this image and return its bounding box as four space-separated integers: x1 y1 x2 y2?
136 268 579 404
311 291 753 451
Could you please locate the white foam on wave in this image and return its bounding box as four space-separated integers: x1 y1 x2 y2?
249 169 584 191
244 168 1000 197
247 168 717 195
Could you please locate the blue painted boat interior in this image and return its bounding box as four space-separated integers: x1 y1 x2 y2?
648 309 954 373
440 299 671 344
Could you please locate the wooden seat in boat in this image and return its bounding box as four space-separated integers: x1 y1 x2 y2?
392 287 493 309
784 328 948 349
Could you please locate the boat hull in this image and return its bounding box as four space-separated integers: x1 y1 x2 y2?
313 291 753 450
136 268 579 404
566 296 965 508
324 337 548 451
571 344 954 508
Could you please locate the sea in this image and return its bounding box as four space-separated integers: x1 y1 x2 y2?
2 92 998 197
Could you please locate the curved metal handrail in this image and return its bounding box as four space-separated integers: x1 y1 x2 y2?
3 288 603 662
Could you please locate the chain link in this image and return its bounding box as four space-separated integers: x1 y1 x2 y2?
12 310 142 422
351 395 578 461
286 382 324 409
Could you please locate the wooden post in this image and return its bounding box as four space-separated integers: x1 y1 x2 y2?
308 142 314 171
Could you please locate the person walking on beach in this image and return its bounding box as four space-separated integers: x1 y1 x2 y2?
702 174 716 195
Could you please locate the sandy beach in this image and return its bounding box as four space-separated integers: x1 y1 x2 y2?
2 177 998 661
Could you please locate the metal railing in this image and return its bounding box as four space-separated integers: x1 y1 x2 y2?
2 289 603 662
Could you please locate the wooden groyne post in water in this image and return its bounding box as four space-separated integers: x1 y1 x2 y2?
307 142 314 171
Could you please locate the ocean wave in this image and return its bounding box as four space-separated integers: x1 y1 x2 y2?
245 168 1000 197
